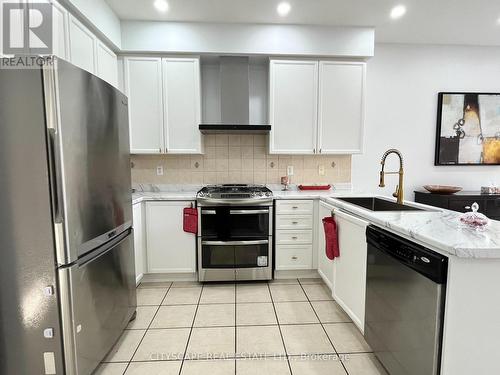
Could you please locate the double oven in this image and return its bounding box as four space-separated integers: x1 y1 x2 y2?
197 185 273 281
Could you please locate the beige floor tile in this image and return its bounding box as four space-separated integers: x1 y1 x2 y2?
324 323 372 353
136 288 168 305
94 362 128 375
236 303 277 326
194 304 235 327
171 281 202 288
289 357 347 375
125 361 182 375
268 278 299 285
186 327 235 359
127 306 158 329
138 282 172 289
181 359 235 375
342 353 388 375
150 305 197 328
163 287 202 305
236 358 291 375
104 330 145 362
236 284 271 303
311 301 351 323
200 285 235 304
237 325 286 357
281 324 335 355
274 302 319 324
298 278 324 285
132 328 190 361
302 284 333 301
269 285 307 302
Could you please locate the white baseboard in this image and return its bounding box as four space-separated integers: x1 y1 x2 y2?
274 270 320 280
317 269 333 291
141 272 198 283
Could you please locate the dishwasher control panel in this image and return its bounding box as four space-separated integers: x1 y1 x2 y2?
366 226 449 284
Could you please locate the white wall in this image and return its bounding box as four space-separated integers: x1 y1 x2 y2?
353 43 500 199
121 21 374 58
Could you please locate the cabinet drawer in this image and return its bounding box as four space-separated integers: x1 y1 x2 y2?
276 230 313 245
276 245 313 270
276 200 314 215
486 198 500 218
276 215 313 230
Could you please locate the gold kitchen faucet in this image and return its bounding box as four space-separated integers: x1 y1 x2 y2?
379 149 405 204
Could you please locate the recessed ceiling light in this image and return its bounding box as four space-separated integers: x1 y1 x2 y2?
277 2 291 17
154 0 169 12
390 5 407 19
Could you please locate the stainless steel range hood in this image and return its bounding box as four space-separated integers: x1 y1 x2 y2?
199 56 271 134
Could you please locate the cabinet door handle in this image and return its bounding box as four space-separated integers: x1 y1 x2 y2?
291 236 298 240
313 148 316 153
292 206 299 209
292 221 298 224
291 256 298 260
319 148 322 153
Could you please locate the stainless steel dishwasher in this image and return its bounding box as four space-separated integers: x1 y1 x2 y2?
365 226 448 375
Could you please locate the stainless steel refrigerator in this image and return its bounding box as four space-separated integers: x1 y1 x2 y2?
0 57 137 375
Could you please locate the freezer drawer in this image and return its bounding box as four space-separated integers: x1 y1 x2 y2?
59 231 136 375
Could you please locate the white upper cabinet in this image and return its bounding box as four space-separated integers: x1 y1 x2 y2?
270 60 318 154
162 58 202 154
96 41 118 87
318 62 366 154
68 15 96 74
124 57 164 154
269 59 365 155
50 1 69 60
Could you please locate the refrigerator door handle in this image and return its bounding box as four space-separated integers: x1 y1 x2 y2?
77 230 130 268
47 128 63 223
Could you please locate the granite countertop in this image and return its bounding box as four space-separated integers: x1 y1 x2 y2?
131 184 500 258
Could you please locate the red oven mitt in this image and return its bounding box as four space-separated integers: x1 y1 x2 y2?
183 207 198 234
322 216 339 260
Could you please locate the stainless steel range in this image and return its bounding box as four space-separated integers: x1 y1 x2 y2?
197 185 273 281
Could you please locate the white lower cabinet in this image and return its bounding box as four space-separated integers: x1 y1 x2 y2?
276 245 313 270
132 202 146 284
317 201 334 289
145 201 196 274
275 200 314 271
333 208 369 332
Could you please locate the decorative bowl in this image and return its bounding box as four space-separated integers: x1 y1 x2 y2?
423 185 463 194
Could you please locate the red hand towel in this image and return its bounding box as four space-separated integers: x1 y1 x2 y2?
322 216 339 260
183 207 198 234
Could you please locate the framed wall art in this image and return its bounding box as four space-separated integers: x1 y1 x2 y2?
435 92 500 165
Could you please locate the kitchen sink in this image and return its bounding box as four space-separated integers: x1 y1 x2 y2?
337 197 424 212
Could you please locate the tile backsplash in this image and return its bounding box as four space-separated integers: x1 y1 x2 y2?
131 134 351 185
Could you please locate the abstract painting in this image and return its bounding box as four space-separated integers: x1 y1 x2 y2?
435 92 500 165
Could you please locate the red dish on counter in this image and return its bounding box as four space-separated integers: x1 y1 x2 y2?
298 184 331 191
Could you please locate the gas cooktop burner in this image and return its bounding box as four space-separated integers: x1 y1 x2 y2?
197 184 273 205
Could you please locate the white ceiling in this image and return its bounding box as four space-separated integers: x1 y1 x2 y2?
105 0 500 46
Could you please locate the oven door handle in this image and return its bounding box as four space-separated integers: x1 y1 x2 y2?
229 209 269 215
201 210 217 215
201 240 269 246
